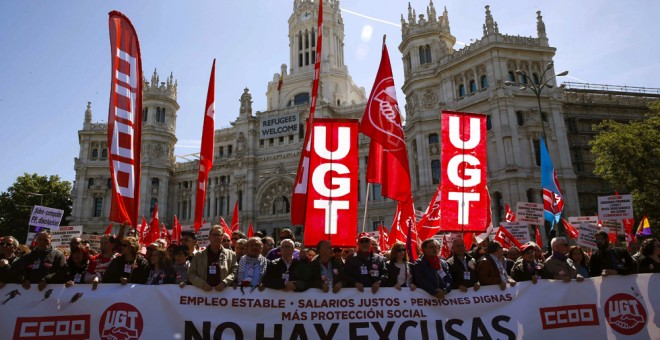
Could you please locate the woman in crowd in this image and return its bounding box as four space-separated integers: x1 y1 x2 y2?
146 248 176 285
64 247 91 287
172 246 190 286
567 246 590 278
511 244 542 283
384 242 416 290
637 238 660 273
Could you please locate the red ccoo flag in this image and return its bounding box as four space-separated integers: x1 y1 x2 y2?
104 222 114 235
505 204 516 222
361 37 412 203
138 216 147 241
291 0 323 226
231 201 240 232
493 225 522 249
417 184 442 242
107 11 143 228
378 224 389 252
194 60 216 232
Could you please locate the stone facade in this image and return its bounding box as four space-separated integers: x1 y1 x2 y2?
71 0 657 240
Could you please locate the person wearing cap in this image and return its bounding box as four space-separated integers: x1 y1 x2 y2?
446 238 479 292
345 232 387 293
511 244 543 283
476 240 516 290
588 230 635 277
545 237 583 282
412 239 453 299
308 240 345 293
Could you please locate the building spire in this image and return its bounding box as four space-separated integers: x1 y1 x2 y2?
537 10 548 45
84 101 92 129
483 5 499 36
151 68 159 88
428 0 437 22
408 2 415 24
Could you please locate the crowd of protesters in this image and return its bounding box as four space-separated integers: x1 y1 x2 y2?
0 226 657 300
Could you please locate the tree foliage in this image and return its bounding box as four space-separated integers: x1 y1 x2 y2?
0 173 72 243
590 102 660 238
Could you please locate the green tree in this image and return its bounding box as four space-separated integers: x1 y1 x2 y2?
590 102 660 239
0 173 72 243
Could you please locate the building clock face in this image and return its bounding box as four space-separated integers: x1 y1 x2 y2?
300 11 311 21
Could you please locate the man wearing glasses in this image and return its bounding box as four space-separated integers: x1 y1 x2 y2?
17 231 66 291
262 239 304 291
188 226 237 291
588 230 635 277
545 237 583 282
0 236 20 288
345 232 387 294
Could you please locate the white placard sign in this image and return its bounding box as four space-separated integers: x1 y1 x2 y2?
577 223 599 249
597 194 633 220
501 222 531 244
181 223 212 248
28 205 64 229
568 216 599 226
51 225 83 252
515 202 544 225
259 113 299 139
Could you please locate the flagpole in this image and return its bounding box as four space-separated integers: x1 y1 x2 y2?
362 183 371 233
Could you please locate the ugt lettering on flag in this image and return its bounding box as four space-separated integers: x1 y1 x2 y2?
107 11 143 227
303 119 358 248
440 111 488 232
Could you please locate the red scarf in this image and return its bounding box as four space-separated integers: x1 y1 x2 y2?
426 255 441 270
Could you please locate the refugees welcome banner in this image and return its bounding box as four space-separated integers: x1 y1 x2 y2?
1 275 656 339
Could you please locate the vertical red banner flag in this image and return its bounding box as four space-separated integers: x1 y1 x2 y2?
172 215 181 245
361 39 412 203
440 111 488 232
417 184 442 242
194 60 215 232
292 0 323 226
231 201 240 232
107 11 143 227
303 119 359 248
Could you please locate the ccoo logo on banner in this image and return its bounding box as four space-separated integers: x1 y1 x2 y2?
304 119 358 248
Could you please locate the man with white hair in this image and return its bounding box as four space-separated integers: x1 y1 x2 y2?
262 239 304 291
545 237 583 282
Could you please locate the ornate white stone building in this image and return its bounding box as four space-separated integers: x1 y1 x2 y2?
72 0 655 240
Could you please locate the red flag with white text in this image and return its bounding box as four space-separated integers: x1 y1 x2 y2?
493 225 522 249
378 224 389 251
161 223 171 244
107 11 143 227
417 184 442 241
361 40 412 203
440 111 488 232
138 216 147 241
144 204 160 245
440 234 452 259
219 217 232 237
505 204 516 222
303 119 359 248
291 0 323 226
194 60 215 232
389 199 417 247
231 201 240 232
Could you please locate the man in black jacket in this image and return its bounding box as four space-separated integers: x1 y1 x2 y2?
262 239 304 291
17 231 66 291
308 240 345 293
345 233 387 293
589 231 635 277
446 238 479 292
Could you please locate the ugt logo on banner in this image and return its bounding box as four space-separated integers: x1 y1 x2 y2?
304 119 358 248
440 111 488 232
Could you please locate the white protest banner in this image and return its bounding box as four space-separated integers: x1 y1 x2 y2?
81 234 101 252
577 223 599 249
598 194 633 220
182 223 211 248
0 275 657 339
28 205 64 229
501 222 531 244
515 202 544 225
51 226 83 252
568 216 599 226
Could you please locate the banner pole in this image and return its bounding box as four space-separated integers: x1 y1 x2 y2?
361 183 371 233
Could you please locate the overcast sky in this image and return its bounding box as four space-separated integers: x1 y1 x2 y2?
1 0 658 192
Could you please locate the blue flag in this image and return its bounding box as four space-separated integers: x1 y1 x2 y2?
540 136 564 226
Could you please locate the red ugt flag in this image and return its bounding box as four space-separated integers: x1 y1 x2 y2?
194 60 215 232
361 40 411 203
107 11 143 228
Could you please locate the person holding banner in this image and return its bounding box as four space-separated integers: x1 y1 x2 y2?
636 238 659 274
567 246 590 279
262 239 304 292
64 247 91 287
238 237 268 292
0 236 21 288
308 240 345 293
345 233 387 294
476 241 516 290
511 244 542 284
383 242 416 291
188 226 237 292
589 231 635 277
86 235 118 285
545 237 584 282
447 238 480 292
412 239 453 299
147 248 176 285
17 231 66 291
102 236 150 285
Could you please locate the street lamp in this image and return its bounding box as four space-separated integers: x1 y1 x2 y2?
505 62 568 245
504 62 568 140
27 192 55 206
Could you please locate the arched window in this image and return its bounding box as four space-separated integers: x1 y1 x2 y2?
520 74 528 85
150 198 158 214
101 148 108 159
219 146 224 158
156 108 165 123
469 80 477 94
508 71 515 82
481 75 489 89
238 190 243 210
88 178 94 189
428 133 439 145
492 191 504 224
458 84 466 97
143 107 148 122
532 73 540 85
516 111 525 126
533 139 541 166
91 148 98 159
294 93 310 106
227 145 233 156
419 45 432 65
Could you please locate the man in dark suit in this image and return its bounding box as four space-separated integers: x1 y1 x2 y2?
477 240 516 291
446 238 479 292
308 240 345 293
262 239 304 291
